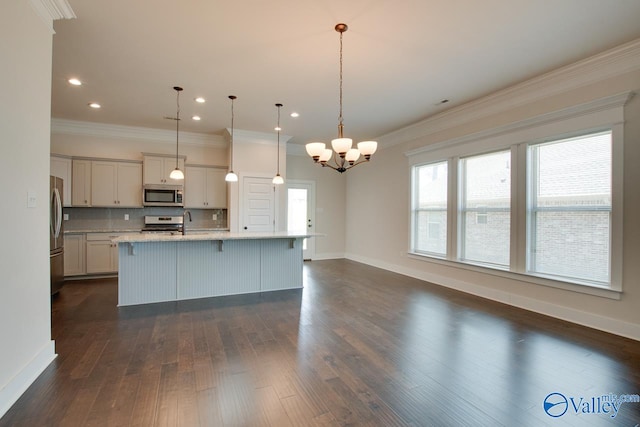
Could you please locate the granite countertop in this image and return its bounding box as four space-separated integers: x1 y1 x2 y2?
113 231 318 243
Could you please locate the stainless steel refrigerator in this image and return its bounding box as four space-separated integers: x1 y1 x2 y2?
50 176 64 295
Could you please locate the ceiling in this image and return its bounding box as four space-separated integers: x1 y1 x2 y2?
51 0 640 146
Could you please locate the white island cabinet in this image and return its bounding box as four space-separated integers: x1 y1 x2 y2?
114 232 312 306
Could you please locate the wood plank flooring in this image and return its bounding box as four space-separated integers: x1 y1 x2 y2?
2 259 640 426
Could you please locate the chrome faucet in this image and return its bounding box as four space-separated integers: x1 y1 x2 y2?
182 210 192 235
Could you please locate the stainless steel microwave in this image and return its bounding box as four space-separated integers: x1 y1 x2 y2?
143 185 183 206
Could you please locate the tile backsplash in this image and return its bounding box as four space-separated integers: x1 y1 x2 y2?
63 207 227 231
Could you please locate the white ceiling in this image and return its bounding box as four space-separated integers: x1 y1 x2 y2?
51 0 640 145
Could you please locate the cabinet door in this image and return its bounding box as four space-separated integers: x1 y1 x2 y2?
63 234 85 276
144 156 184 184
91 161 118 206
116 162 142 207
111 243 119 271
86 240 114 273
143 156 165 185
206 168 227 208
184 166 206 208
51 156 72 207
72 160 92 206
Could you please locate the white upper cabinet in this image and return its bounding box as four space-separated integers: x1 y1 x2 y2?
50 155 72 206
72 159 92 207
143 155 185 185
91 160 142 207
184 166 227 208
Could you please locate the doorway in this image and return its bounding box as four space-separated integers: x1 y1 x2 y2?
287 180 315 260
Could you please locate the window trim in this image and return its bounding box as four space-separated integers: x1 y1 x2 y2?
406 92 630 296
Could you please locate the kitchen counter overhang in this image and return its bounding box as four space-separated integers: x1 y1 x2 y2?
114 231 316 306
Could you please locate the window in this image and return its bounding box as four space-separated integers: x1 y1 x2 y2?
412 161 448 256
407 93 626 294
527 132 612 285
459 150 511 267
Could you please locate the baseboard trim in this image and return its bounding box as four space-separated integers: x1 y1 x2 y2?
312 252 345 261
0 340 57 418
344 253 640 342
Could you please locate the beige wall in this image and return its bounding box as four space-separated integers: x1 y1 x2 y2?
345 69 640 339
287 155 346 259
0 0 56 417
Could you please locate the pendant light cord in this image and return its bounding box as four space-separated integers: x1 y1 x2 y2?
229 95 236 171
276 104 281 174
175 89 180 168
338 29 344 138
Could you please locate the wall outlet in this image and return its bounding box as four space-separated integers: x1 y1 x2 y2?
124 214 129 220
212 213 217 220
63 214 69 221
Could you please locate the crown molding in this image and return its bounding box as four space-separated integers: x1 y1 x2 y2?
381 37 640 149
29 0 75 32
51 119 226 148
404 91 633 158
224 128 292 146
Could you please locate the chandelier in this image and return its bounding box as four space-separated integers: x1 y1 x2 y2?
305 23 377 173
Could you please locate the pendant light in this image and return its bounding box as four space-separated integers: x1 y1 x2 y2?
225 95 238 182
305 23 377 173
169 86 184 180
272 103 284 185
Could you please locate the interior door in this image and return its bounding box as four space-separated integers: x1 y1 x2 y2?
287 180 315 260
242 176 275 232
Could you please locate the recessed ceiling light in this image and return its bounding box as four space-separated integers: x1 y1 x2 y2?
68 78 82 86
290 112 299 118
274 126 282 131
192 115 201 121
195 97 205 103
88 102 101 109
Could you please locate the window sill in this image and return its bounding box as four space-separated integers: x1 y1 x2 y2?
407 252 621 300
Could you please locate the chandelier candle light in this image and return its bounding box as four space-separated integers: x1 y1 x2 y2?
305 23 377 173
169 86 185 180
273 103 284 185
225 95 238 182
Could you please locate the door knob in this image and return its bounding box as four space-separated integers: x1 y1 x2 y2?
244 226 248 230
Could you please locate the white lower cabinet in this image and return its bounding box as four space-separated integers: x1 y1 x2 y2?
85 232 137 274
64 233 85 276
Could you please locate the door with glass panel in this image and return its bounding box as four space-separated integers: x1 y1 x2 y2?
287 180 315 260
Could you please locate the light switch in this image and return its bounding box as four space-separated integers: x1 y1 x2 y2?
212 213 217 220
27 191 37 208
124 214 130 220
63 214 69 221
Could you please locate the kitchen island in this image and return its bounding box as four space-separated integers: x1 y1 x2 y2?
113 231 312 306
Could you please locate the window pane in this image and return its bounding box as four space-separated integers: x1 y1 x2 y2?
528 131 612 284
415 210 447 254
460 151 511 266
533 211 610 282
536 133 611 207
413 162 447 256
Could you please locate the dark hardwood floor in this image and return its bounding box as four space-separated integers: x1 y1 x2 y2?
2 259 639 426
